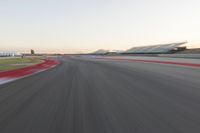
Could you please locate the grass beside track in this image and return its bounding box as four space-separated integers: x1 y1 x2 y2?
0 58 42 71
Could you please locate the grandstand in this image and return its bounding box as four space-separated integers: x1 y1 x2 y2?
123 42 187 54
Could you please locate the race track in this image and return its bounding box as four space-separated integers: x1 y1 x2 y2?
0 56 200 133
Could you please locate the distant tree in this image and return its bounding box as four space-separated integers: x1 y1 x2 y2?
31 49 35 55
21 54 24 58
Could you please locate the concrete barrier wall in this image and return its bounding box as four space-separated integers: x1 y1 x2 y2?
158 54 200 59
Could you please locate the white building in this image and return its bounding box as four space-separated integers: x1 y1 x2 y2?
0 51 16 57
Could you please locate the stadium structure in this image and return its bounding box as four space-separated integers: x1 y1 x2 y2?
123 42 187 54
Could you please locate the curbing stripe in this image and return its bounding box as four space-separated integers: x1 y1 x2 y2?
0 59 59 85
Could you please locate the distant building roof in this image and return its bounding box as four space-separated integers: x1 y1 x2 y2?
124 42 187 54
93 49 109 54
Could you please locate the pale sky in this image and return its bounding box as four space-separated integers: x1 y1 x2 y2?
0 0 200 53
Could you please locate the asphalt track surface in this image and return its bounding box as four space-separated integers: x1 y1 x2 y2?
0 56 200 133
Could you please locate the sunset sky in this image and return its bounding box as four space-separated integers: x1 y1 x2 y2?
0 0 200 53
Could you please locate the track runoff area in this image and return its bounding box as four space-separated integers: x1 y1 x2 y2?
0 55 199 133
